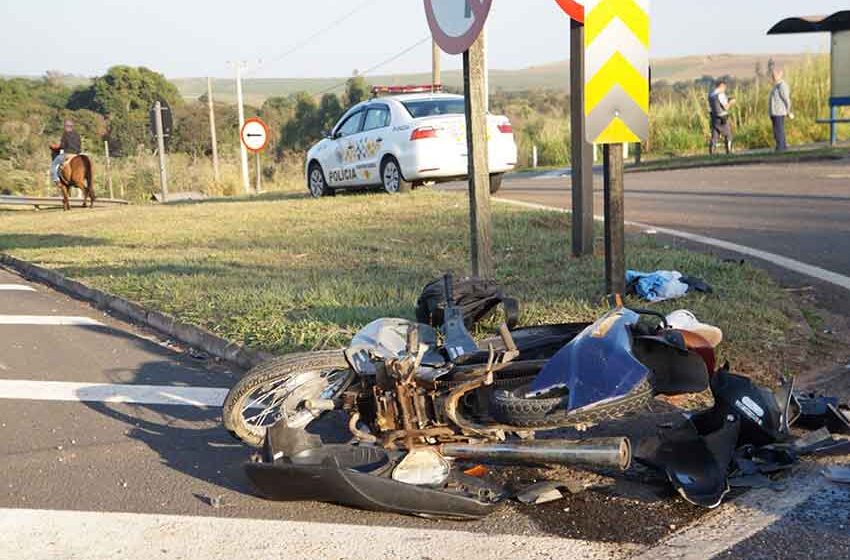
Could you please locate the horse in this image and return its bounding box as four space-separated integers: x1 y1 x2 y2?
50 148 95 210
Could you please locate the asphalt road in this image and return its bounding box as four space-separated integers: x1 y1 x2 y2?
449 160 850 277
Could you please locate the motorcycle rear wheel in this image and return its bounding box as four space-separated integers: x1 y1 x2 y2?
222 350 352 447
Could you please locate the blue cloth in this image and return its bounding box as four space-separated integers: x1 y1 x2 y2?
50 153 65 183
626 270 690 302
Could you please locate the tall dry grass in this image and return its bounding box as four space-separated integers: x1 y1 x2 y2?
649 56 847 155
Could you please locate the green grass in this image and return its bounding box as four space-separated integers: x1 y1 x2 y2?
0 190 801 380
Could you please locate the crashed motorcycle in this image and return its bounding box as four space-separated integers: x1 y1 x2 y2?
222 278 717 518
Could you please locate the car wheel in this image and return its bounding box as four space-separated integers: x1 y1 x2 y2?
381 158 412 194
489 173 504 195
308 163 332 198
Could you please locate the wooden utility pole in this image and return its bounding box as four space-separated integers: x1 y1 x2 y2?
104 140 114 199
154 100 169 203
207 77 221 183
463 33 494 278
603 144 625 295
570 18 594 258
432 40 441 91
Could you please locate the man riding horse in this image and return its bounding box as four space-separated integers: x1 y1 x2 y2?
49 119 95 210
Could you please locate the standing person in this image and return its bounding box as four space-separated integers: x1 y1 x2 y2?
49 119 82 188
769 70 794 152
708 79 735 155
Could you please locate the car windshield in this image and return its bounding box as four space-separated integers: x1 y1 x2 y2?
402 98 465 118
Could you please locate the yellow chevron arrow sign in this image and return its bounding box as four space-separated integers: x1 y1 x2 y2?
585 0 650 144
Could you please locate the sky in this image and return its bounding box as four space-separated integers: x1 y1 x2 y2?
0 0 844 79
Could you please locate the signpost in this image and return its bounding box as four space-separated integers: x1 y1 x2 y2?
554 0 594 258
424 0 494 278
241 117 270 194
584 0 650 295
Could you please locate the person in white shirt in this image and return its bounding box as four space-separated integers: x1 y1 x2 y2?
769 70 794 152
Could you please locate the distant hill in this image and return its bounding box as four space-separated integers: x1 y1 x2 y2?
173 53 820 105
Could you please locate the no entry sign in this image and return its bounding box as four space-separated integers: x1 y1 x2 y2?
555 0 584 23
240 117 270 153
424 0 493 54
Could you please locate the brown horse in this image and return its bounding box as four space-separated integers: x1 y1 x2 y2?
51 148 95 210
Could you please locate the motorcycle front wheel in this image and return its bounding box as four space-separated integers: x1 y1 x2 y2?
222 350 353 447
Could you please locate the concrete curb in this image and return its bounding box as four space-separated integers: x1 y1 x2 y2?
0 254 272 370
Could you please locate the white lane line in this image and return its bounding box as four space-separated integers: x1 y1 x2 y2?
0 315 104 326
0 379 228 407
0 508 635 560
630 470 825 560
494 197 850 292
0 284 36 291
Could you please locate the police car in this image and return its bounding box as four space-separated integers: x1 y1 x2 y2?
305 86 518 197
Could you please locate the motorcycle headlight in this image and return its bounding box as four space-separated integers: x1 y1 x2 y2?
391 448 450 487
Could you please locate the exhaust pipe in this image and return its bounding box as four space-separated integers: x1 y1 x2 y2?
441 437 631 471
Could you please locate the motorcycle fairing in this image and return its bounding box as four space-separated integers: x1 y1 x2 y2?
528 309 650 411
246 443 501 520
636 414 740 508
709 368 793 447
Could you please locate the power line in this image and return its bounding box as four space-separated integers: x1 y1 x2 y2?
246 0 381 77
313 35 432 96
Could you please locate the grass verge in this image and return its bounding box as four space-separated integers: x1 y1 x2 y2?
0 190 805 381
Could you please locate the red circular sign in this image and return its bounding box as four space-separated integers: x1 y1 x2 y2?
555 0 584 23
240 117 270 154
424 0 493 55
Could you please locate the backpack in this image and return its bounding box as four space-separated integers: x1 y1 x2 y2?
415 276 519 330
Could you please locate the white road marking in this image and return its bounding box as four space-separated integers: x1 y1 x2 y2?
0 315 104 326
0 284 36 291
0 508 635 560
631 469 826 560
494 197 850 292
0 379 228 407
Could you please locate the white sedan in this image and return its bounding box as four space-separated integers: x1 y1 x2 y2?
305 90 517 197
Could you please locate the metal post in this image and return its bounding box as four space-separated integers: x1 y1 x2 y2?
255 152 262 193
154 100 169 203
234 63 251 194
104 140 114 199
603 144 625 295
207 77 221 183
571 19 595 258
532 145 538 168
830 104 838 146
463 33 494 279
432 40 441 91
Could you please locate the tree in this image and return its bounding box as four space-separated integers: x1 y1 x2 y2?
344 75 370 108
318 94 343 133
281 92 320 153
70 66 182 155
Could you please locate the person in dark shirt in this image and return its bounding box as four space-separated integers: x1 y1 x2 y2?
50 119 82 185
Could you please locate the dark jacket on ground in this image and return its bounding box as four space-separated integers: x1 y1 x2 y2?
59 131 82 154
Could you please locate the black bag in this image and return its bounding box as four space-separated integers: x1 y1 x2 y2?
415 276 519 330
